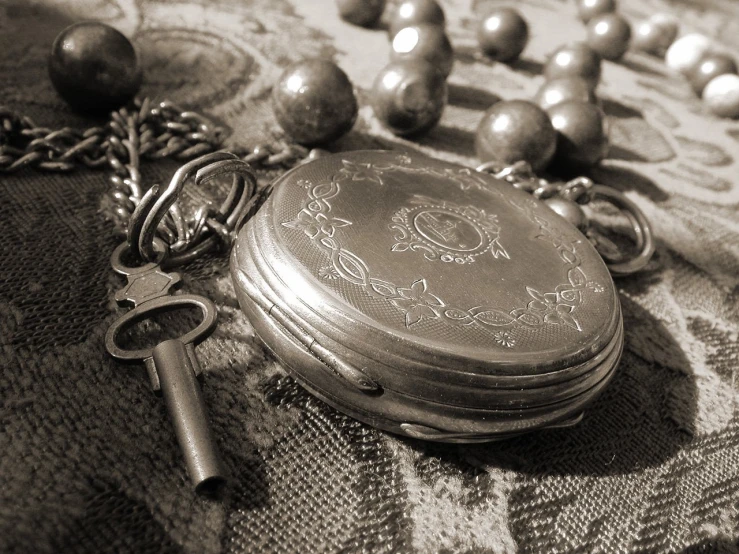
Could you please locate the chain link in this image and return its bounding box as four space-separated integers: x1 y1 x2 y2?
476 160 595 203
0 98 314 263
0 98 221 176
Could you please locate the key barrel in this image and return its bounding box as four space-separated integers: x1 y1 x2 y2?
152 339 227 495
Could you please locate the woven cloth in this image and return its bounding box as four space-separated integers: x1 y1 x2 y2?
2 0 738 552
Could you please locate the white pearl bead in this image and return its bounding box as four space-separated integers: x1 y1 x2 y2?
665 33 713 74
702 73 739 118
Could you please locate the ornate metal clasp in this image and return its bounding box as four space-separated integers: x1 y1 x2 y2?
127 151 258 267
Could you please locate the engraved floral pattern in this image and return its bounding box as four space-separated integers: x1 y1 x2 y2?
337 157 500 194
318 266 339 280
282 211 351 238
587 281 604 293
337 160 388 186
514 286 582 331
493 331 516 348
280 159 603 342
390 279 445 327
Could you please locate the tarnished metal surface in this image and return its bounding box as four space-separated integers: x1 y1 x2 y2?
105 238 225 491
153 339 228 496
231 150 624 439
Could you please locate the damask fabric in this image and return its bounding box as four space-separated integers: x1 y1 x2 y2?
1 0 738 552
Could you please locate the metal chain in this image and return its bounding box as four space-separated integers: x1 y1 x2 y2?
0 98 223 175
5 101 633 270
476 160 595 204
477 159 655 275
0 98 312 261
1 100 652 279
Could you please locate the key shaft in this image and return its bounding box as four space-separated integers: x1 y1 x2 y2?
151 338 227 495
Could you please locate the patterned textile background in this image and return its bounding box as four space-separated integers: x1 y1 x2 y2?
2 0 739 552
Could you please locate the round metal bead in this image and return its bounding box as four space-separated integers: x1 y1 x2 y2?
477 8 529 63
687 53 738 96
391 24 454 78
389 0 445 37
272 59 358 146
576 0 617 23
543 43 602 90
336 0 386 27
632 13 679 57
533 77 598 111
547 101 609 167
48 22 142 114
665 33 713 75
371 60 447 136
702 73 739 119
475 100 557 172
586 13 631 61
544 197 589 231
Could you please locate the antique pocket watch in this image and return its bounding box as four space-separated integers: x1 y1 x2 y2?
230 149 651 442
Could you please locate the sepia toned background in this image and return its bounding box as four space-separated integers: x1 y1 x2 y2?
1 0 738 552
